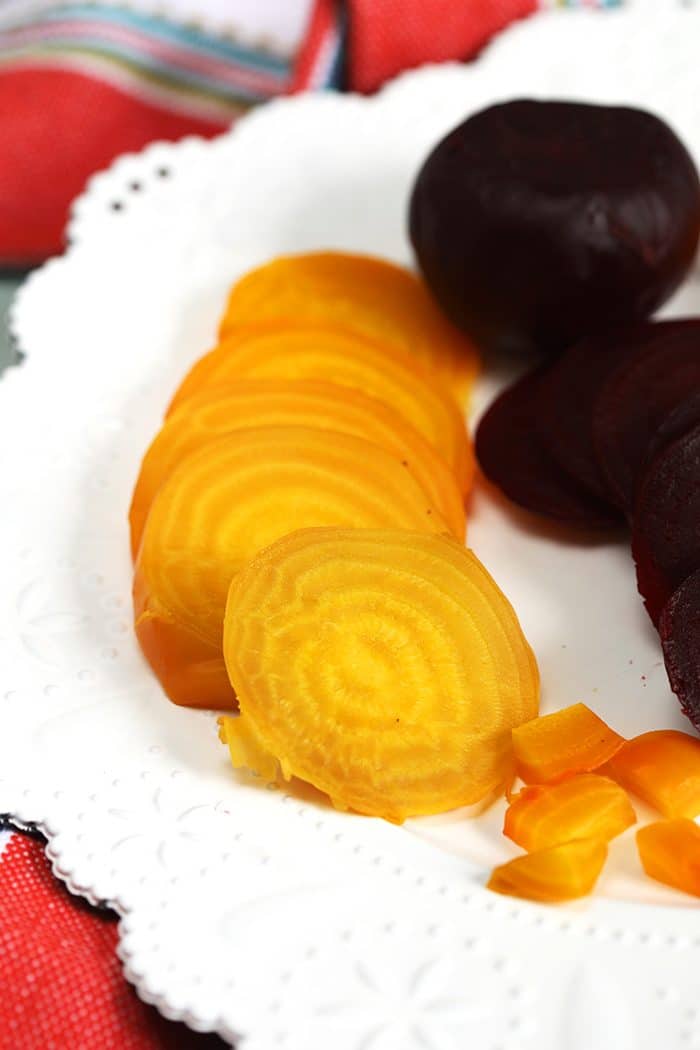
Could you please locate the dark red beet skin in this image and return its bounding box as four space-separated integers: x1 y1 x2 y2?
646 390 700 466
533 328 642 508
631 423 700 625
660 570 700 732
475 368 621 529
410 101 700 357
593 320 700 512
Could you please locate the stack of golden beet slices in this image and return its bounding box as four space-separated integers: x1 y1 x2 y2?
130 251 540 825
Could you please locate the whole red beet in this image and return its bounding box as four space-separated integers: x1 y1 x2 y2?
409 100 700 357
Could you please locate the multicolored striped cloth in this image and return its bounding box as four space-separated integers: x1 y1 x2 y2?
0 0 348 263
0 2 344 122
0 0 623 113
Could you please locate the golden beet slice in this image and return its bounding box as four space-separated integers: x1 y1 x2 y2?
167 326 472 492
220 527 539 821
134 428 450 709
637 819 700 897
130 379 467 557
488 839 608 902
218 252 479 401
504 774 635 852
511 703 625 784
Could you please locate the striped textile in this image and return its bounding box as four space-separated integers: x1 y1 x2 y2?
0 2 343 124
539 0 623 6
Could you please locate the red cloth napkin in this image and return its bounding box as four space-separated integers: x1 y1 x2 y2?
0 829 227 1048
1 1 536 1046
0 0 536 266
348 0 536 92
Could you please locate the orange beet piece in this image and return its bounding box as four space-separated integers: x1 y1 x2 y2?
504 773 635 852
606 730 700 818
167 326 473 493
129 378 467 557
133 427 450 709
220 528 539 820
511 703 624 784
637 819 700 896
488 839 608 902
218 252 479 402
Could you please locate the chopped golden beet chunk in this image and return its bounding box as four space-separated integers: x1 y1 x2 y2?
504 773 635 852
637 819 700 897
512 703 624 784
607 730 700 818
488 839 608 902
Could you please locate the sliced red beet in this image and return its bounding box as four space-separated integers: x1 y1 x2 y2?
533 327 640 507
631 422 700 624
592 319 700 511
659 569 700 732
646 390 700 466
476 368 621 529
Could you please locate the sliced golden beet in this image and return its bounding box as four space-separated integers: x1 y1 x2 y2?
167 326 472 493
130 378 467 557
134 428 450 709
218 252 479 400
220 527 539 821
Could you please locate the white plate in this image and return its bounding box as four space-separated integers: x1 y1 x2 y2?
5 6 700 1048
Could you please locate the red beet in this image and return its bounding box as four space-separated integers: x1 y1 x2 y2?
631 422 700 624
533 328 638 507
645 390 700 467
475 368 621 529
410 100 700 357
593 320 700 511
659 570 700 732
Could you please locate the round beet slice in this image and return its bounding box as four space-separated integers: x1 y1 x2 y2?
632 422 700 625
410 100 700 358
533 327 643 507
593 320 700 512
660 570 700 733
646 390 700 467
476 368 622 529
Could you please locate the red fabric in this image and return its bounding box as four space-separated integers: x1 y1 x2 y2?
0 832 227 1049
347 0 537 93
0 0 538 266
291 0 337 92
0 68 227 267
